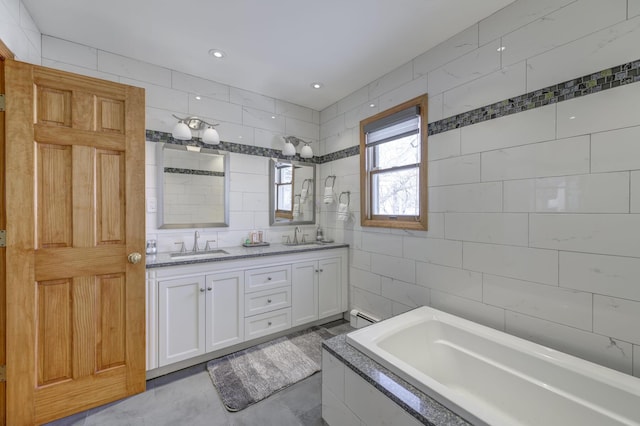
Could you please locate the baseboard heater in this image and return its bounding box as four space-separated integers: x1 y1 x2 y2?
350 309 380 329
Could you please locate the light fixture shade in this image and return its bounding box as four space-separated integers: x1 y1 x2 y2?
172 121 192 140
283 141 296 156
202 127 220 145
300 143 313 158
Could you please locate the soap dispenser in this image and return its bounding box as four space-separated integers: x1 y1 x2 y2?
316 226 324 241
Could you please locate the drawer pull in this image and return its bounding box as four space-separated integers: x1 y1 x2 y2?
267 277 272 281
267 299 272 303
320 269 324 272
267 321 272 326
199 288 205 293
315 269 319 273
207 287 212 291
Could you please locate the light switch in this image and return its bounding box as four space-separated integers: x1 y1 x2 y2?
147 197 157 213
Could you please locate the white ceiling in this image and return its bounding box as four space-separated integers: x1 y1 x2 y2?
23 0 514 111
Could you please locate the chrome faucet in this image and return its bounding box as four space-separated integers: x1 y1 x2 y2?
192 230 200 252
293 226 301 244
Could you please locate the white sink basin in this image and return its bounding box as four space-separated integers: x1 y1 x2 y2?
170 249 229 260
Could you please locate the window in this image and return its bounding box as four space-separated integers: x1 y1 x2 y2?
360 94 428 230
274 162 294 219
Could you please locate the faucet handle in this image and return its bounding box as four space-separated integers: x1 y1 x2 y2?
205 240 216 251
174 241 186 253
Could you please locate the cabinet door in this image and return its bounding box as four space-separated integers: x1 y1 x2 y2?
205 271 245 352
291 261 319 326
158 276 206 366
318 257 342 319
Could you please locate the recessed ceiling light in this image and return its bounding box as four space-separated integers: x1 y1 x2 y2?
271 116 276 119
569 116 576 120
195 96 201 100
369 103 376 108
209 49 225 59
497 46 506 52
311 82 323 89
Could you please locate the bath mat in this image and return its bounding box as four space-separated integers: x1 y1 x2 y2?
207 326 334 412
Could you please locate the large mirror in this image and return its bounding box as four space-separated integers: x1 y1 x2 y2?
157 143 230 228
269 159 316 226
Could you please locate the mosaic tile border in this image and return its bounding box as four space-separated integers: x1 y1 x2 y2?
147 59 640 164
163 167 224 177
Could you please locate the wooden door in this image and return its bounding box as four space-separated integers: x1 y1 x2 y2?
205 271 244 352
158 276 206 366
4 59 146 425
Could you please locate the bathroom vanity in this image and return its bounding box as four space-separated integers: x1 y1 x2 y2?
145 243 348 376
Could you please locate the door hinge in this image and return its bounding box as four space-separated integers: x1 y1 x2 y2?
0 365 5 382
0 94 5 111
0 230 5 247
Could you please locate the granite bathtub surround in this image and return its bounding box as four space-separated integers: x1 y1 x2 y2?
322 335 470 426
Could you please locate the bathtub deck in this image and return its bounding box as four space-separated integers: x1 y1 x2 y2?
322 334 471 426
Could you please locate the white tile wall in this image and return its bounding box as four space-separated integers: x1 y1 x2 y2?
445 213 528 246
503 179 535 212
431 290 505 331
591 125 640 173
632 171 640 213
370 254 416 284
414 24 478 78
428 129 460 161
594 296 640 345
631 0 640 18
416 262 483 301
0 0 41 63
403 236 462 268
428 154 480 186
429 182 502 213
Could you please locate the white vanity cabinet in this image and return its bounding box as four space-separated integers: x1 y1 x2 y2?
146 246 348 373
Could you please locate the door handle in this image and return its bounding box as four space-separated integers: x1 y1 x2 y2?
127 252 142 264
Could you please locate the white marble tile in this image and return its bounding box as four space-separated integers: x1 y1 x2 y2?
530 214 640 257
557 84 640 139
430 290 505 331
414 24 478 77
361 231 403 257
506 311 633 375
535 172 629 213
320 103 337 125
337 86 369 115
230 87 275 113
416 262 483 301
527 16 640 92
592 125 640 173
320 114 346 140
42 36 97 69
427 92 444 124
403 237 462 268
484 274 592 330
428 129 460 161
188 94 243 125
425 213 445 239
503 179 535 212
594 296 640 345
481 136 590 182
229 153 268 175
632 171 640 213
368 62 413 100
445 213 529 246
502 0 627 67
429 154 481 186
276 100 315 123
429 182 502 213
41 59 119 83
350 267 382 295
97 51 171 87
324 128 356 155
241 106 285 133
381 277 429 308
460 104 556 154
350 248 371 271
428 40 502 95
370 254 416 284
351 287 393 320
344 101 377 130
377 75 429 112
171 71 229 102
631 0 640 18
479 0 574 45
464 242 558 285
284 117 319 141
443 61 526 118
634 345 640 378
120 77 189 113
218 122 255 146
229 171 268 193
560 251 640 301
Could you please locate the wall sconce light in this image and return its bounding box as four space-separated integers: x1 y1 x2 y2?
172 114 220 145
283 136 313 158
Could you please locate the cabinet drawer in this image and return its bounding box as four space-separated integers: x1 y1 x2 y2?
245 265 291 293
244 308 291 340
245 286 291 317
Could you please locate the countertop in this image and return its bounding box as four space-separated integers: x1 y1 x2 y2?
322 334 471 426
146 242 349 268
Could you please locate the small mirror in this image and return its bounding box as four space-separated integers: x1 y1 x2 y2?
269 159 316 226
157 143 229 229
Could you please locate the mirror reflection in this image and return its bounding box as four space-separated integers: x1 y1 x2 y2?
157 143 230 229
269 159 316 226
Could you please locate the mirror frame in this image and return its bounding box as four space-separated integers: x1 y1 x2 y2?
156 142 230 229
269 158 316 226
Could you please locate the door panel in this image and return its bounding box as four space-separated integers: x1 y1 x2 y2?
5 59 146 425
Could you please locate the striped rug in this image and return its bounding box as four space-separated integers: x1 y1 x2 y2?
207 326 334 411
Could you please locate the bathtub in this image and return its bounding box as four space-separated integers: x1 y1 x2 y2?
346 306 640 426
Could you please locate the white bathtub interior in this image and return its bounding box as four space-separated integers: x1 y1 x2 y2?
346 306 640 426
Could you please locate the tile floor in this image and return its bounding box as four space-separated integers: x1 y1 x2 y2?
46 323 354 426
